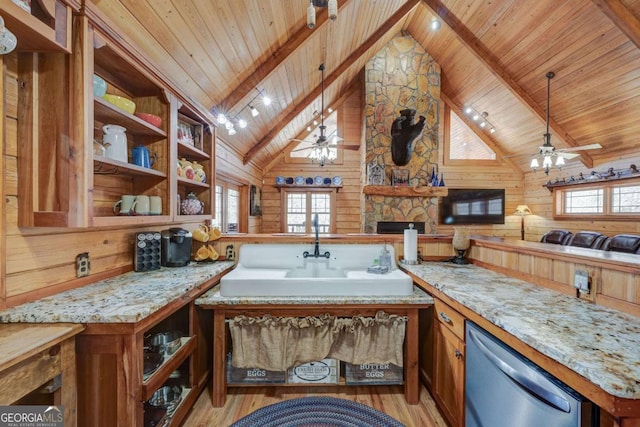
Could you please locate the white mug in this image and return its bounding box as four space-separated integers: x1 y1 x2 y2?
134 195 150 215
113 195 136 215
150 196 162 215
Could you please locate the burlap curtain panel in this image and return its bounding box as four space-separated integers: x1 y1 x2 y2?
229 311 407 371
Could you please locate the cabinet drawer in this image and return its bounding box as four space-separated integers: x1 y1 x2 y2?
434 299 465 339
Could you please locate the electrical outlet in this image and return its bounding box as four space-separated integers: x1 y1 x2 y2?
574 269 590 293
76 252 90 278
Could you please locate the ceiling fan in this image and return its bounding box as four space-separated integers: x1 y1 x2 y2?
508 71 601 174
289 63 360 166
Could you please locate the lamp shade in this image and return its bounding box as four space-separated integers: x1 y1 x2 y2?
514 205 532 216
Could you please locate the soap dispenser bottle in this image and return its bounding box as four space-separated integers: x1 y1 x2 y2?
379 244 392 270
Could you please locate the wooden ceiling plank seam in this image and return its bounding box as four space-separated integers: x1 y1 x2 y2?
592 0 640 50
441 92 523 177
218 0 353 112
420 0 594 168
242 0 421 165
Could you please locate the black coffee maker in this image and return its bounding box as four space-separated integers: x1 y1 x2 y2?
161 228 192 267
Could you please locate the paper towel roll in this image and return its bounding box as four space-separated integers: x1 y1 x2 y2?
404 226 418 263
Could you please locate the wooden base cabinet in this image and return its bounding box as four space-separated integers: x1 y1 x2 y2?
75 301 212 426
432 299 466 427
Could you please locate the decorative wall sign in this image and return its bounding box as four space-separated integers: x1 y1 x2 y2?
250 185 262 216
367 162 385 185
391 169 409 186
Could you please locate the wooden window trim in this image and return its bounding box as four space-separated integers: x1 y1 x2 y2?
552 178 640 221
280 188 338 233
443 103 499 166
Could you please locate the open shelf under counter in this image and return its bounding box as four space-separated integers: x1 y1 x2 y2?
363 185 448 197
93 155 167 178
142 336 196 400
94 98 167 138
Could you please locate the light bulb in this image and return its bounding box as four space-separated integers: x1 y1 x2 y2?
228 127 236 136
542 155 553 168
530 158 540 169
307 1 316 29
480 121 486 128
327 107 333 113
555 156 565 166
490 127 496 134
237 119 247 129
328 0 337 20
307 126 312 132
262 94 272 106
430 18 441 31
224 121 233 130
465 107 473 114
472 114 479 121
313 120 318 126
250 106 259 117
217 113 227 124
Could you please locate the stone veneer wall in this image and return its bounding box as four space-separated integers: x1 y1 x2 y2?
364 34 441 233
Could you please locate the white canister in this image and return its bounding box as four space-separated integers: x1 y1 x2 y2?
102 124 128 163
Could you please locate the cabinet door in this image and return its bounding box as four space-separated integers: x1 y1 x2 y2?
418 306 435 389
434 322 465 427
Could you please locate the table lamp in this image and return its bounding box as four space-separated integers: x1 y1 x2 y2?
514 205 532 240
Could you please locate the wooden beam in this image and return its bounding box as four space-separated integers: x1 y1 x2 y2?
421 0 594 168
218 0 352 112
244 0 421 164
440 92 523 177
591 0 640 50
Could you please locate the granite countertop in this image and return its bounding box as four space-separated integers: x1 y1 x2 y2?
0 261 234 324
401 262 640 400
195 285 433 306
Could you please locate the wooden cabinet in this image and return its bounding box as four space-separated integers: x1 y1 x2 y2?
16 13 216 228
0 0 75 52
76 290 213 426
432 299 465 427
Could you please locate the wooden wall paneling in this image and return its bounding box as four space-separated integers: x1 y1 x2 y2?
1 54 5 308
601 269 640 303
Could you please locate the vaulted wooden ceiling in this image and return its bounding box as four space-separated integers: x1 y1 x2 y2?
90 0 640 173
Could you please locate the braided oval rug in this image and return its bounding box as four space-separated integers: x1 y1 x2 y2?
229 396 406 427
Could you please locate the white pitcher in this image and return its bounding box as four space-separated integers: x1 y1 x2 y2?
102 125 128 163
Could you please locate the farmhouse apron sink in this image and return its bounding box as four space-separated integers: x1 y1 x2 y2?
220 243 413 297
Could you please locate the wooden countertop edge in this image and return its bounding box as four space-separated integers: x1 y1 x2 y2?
216 233 453 244
404 269 640 418
196 302 432 311
0 323 85 372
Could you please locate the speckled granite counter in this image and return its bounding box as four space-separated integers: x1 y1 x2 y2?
0 261 234 323
401 262 640 400
195 285 433 306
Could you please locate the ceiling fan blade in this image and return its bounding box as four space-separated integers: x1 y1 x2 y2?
557 152 580 159
291 146 313 153
557 143 602 152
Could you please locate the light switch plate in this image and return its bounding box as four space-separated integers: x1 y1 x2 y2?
574 269 589 293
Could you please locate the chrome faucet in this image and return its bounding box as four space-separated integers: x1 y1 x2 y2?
303 214 330 258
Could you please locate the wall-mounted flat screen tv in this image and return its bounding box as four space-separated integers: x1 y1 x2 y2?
440 189 505 225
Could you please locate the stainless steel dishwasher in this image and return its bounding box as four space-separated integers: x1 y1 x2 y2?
465 321 599 427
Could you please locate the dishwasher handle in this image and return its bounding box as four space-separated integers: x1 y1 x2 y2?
468 328 572 413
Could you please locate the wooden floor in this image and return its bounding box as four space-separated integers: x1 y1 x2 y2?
184 384 448 427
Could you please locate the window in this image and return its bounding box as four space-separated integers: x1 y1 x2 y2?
286 109 343 165
215 177 247 233
554 181 640 219
282 189 336 233
443 104 498 164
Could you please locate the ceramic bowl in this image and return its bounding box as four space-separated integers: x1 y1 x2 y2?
93 75 107 98
135 113 162 128
103 94 136 114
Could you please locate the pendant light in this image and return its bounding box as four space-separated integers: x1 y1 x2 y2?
307 1 316 29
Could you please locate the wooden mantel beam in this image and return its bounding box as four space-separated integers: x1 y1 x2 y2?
591 0 640 50
243 0 421 165
421 0 594 168
217 0 352 113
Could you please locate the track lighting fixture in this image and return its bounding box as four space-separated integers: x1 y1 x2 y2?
212 87 271 136
464 107 496 134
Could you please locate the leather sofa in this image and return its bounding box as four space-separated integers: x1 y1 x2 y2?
565 231 609 249
540 229 572 245
601 234 640 254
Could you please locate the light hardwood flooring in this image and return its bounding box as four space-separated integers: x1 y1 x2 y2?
184 384 448 426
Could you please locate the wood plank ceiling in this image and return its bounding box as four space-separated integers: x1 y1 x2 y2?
89 0 640 173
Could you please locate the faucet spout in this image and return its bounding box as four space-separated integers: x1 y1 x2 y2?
303 214 331 258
